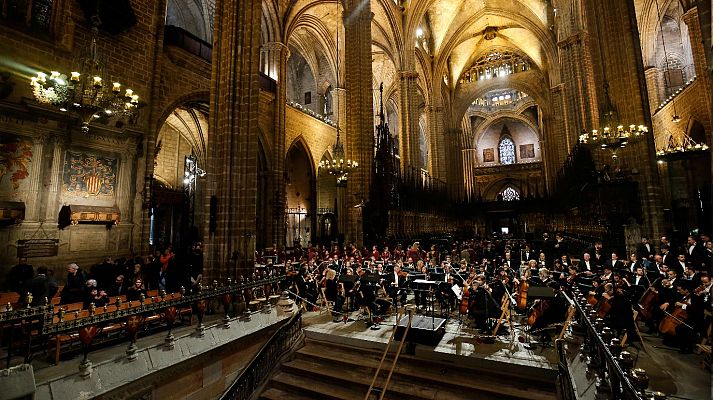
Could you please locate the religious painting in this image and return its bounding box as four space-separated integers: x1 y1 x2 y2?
63 151 117 198
483 148 495 163
0 136 32 190
520 144 535 159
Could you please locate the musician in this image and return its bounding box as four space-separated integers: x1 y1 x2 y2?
600 265 613 282
521 244 537 262
468 278 499 330
371 245 381 261
682 264 700 285
606 282 641 343
686 235 707 271
580 252 598 275
381 246 391 262
386 264 407 307
661 244 676 269
584 241 607 267
661 280 703 353
672 253 687 276
531 268 552 286
324 268 344 321
553 233 568 260
414 262 430 311
636 237 655 261
502 251 516 270
605 252 624 271
537 252 548 268
631 266 650 292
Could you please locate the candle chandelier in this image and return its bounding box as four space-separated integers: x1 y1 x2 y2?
318 0 357 185
578 0 649 160
29 23 139 134
319 130 358 184
656 131 709 159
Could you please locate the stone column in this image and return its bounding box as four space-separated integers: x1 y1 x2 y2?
427 104 447 181
682 7 713 130
44 134 67 222
265 41 290 248
333 87 348 237
398 70 420 171
461 148 477 202
644 67 663 113
584 0 664 239
24 131 49 221
558 31 599 145
343 0 374 245
116 139 137 224
204 0 263 280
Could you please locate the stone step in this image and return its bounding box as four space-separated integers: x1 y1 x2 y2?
281 357 513 400
295 341 556 399
258 387 317 400
269 371 365 400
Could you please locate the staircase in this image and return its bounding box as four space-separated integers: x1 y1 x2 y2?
259 338 558 400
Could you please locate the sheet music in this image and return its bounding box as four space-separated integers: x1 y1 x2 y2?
451 284 463 300
413 279 437 284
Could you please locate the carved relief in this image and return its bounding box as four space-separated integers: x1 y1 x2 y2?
63 151 117 198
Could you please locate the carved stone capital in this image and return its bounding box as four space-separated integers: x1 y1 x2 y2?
262 42 290 58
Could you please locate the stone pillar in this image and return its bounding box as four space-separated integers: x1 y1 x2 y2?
427 104 447 181
265 41 290 248
117 139 137 225
461 148 477 202
558 31 599 145
24 131 49 221
333 87 348 238
343 0 374 245
682 7 713 130
584 0 664 239
398 70 420 171
44 134 66 222
644 67 663 113
204 0 263 280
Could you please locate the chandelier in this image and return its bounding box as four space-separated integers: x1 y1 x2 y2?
29 25 139 134
656 131 709 159
319 130 358 185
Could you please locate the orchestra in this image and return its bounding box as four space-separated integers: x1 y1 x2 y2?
253 233 711 352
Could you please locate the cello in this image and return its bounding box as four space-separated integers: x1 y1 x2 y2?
636 277 661 321
516 279 529 310
459 273 475 315
527 299 550 326
659 295 693 336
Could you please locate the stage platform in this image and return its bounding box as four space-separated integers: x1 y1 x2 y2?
301 309 559 382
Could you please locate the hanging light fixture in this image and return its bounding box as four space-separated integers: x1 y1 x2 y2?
29 21 139 134
656 131 709 159
318 0 357 184
578 0 649 159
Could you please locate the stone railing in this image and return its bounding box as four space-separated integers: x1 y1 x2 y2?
566 289 669 400
1 275 287 372
220 309 302 400
472 161 542 174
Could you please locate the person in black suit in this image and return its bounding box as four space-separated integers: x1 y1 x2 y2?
580 252 598 275
8 258 34 297
660 245 675 269
521 244 537 263
26 267 58 306
629 266 650 300
636 237 655 261
385 264 407 307
606 252 624 272
584 241 606 267
685 235 707 271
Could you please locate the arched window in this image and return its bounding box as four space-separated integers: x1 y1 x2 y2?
499 136 516 165
500 186 520 201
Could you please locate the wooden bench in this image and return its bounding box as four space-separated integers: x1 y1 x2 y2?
0 292 21 309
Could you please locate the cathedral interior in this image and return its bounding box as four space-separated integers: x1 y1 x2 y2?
0 0 712 399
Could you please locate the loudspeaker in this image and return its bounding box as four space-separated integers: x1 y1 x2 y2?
209 195 217 233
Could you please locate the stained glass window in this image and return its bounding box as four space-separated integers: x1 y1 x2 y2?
501 187 520 201
499 137 516 164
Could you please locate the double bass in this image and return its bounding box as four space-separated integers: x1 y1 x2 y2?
459 274 475 314
516 279 529 310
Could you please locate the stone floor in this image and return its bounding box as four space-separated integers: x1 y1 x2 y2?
301 306 712 400
301 306 559 381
